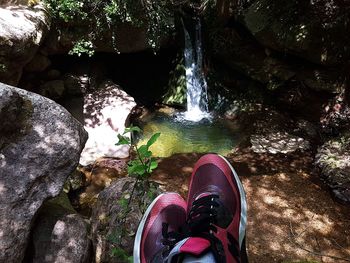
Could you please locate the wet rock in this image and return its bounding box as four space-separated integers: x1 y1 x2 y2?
80 80 136 165
242 0 350 66
91 177 162 263
0 4 50 85
39 80 65 100
0 83 88 263
315 133 350 205
30 192 91 263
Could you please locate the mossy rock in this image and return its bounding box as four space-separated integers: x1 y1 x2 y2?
162 53 187 108
315 132 350 204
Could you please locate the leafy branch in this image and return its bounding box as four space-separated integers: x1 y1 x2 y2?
116 125 160 179
109 125 160 260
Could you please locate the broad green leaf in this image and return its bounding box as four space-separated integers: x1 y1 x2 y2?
138 145 152 158
146 132 161 148
128 163 147 176
123 125 142 134
148 160 158 172
116 134 130 145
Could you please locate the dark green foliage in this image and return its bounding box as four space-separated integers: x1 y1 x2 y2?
116 125 160 178
109 126 160 260
162 53 187 107
44 0 221 55
44 0 176 51
68 39 94 57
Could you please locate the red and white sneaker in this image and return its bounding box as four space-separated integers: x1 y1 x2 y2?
186 154 248 263
133 192 187 263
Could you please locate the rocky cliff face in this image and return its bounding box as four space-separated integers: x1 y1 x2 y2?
207 0 349 93
242 0 350 66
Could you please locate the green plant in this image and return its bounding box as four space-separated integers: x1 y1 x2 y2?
44 0 176 51
45 0 86 22
68 39 94 57
117 125 160 179
108 125 160 260
44 0 222 54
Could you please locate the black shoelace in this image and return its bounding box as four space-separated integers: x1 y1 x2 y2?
186 194 240 263
156 194 241 263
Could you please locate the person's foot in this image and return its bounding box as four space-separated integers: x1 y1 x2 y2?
134 192 187 263
186 154 248 263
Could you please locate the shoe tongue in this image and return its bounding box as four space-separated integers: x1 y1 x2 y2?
179 237 211 255
167 237 211 263
195 192 213 200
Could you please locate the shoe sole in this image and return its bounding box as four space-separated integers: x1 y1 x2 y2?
218 154 247 248
133 192 183 263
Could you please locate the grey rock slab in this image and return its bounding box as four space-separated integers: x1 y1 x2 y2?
79 80 136 165
0 83 88 263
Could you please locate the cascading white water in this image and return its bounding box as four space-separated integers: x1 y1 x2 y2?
182 19 211 122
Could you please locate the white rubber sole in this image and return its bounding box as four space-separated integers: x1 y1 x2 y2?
133 193 167 263
219 154 247 248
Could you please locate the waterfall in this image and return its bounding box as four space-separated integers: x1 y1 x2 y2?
182 18 210 122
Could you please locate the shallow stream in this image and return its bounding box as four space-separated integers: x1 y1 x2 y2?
137 112 242 157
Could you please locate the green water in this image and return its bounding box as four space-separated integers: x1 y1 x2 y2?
138 113 241 157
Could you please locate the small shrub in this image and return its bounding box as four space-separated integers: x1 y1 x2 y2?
68 39 94 57
44 0 176 51
109 125 160 260
116 125 160 179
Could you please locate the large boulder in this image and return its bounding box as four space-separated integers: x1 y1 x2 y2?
30 192 91 263
212 27 345 93
0 83 88 263
79 80 136 165
315 132 350 205
0 4 50 85
90 177 162 263
242 0 350 66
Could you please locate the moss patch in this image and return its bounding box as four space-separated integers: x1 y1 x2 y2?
162 53 187 107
